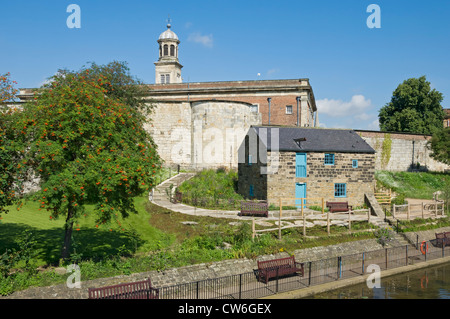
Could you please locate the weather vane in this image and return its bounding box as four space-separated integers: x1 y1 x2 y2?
167 15 171 28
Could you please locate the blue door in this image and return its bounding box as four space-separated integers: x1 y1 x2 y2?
295 183 306 208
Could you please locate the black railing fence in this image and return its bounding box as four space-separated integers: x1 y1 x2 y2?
155 238 450 299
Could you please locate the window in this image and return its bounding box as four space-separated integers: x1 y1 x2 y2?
286 105 293 114
334 183 347 198
160 74 165 84
324 154 335 165
249 185 254 197
248 154 253 166
352 159 358 168
170 45 175 56
250 104 258 113
295 153 307 178
165 74 170 84
163 44 168 56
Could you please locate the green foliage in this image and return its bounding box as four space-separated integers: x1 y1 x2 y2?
0 230 38 279
379 76 444 135
381 133 392 168
177 168 244 209
0 73 26 215
428 127 450 165
15 61 162 259
374 228 395 247
375 171 450 200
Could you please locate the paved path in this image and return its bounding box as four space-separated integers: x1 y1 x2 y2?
150 173 394 230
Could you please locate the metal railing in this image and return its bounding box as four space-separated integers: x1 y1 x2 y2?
154 239 450 299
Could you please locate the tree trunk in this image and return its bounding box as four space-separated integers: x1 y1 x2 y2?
61 204 75 261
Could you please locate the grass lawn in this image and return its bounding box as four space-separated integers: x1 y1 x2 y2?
0 196 172 266
375 171 450 199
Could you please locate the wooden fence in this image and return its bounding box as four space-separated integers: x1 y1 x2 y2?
251 201 374 239
392 201 445 220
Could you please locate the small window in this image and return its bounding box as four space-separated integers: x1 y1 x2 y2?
163 44 169 56
250 104 258 113
170 45 175 56
324 154 335 165
352 160 358 168
160 74 165 84
334 183 347 198
249 185 254 197
286 105 293 114
248 154 253 166
165 74 170 84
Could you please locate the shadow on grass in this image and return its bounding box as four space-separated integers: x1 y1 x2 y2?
0 223 145 266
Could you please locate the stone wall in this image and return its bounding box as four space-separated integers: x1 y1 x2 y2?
238 141 375 207
356 130 450 172
266 151 375 207
145 100 261 170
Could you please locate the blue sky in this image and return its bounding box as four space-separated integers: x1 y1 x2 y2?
1 0 449 130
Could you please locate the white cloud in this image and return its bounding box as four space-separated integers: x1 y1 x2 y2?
267 68 280 76
368 118 380 130
316 95 372 117
187 32 214 48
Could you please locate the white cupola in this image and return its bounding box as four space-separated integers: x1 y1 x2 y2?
155 21 183 84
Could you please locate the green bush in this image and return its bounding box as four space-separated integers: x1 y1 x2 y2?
177 169 244 209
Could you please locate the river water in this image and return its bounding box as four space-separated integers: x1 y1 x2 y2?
309 262 450 299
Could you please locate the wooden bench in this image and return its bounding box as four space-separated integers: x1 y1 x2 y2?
435 232 450 247
239 201 268 217
88 278 159 299
326 201 352 213
257 256 304 284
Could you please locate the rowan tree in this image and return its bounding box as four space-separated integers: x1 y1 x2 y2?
20 65 161 260
0 73 25 215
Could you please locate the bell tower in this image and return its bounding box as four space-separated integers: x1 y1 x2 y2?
155 19 183 84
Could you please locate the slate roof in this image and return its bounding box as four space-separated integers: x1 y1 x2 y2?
251 126 376 153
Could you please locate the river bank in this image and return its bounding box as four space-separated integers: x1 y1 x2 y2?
2 226 448 299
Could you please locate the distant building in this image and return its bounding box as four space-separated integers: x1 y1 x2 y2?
18 22 319 171
444 109 450 128
237 126 376 207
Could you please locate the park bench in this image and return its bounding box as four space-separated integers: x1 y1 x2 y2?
239 201 268 217
88 278 159 299
435 232 450 247
326 201 352 213
257 256 304 284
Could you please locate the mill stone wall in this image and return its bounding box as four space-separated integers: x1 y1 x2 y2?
356 130 450 172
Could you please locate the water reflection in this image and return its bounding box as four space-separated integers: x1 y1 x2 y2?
309 262 450 299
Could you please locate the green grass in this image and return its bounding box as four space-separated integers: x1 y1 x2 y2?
177 168 244 209
375 170 450 199
0 196 171 266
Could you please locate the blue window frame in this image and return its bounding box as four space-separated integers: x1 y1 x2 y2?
249 185 254 197
324 154 335 165
334 183 347 198
352 159 358 168
295 153 307 178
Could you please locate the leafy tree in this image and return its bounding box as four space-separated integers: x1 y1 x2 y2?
0 73 26 215
428 127 450 165
19 63 161 260
379 76 444 135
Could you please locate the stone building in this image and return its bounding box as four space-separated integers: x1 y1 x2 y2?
142 23 319 170
444 109 450 128
237 126 376 207
17 22 319 171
